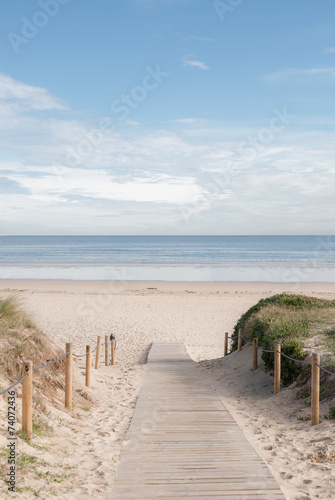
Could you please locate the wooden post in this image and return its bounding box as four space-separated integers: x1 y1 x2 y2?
105 335 109 366
238 329 242 352
311 353 320 426
253 338 258 371
22 360 33 441
224 332 228 357
95 336 102 370
65 343 72 410
274 344 281 395
111 335 115 366
85 345 91 388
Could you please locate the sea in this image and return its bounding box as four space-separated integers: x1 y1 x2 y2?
0 235 335 282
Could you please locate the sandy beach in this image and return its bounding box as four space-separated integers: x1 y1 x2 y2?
1 280 335 499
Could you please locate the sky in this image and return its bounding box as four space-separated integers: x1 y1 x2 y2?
0 0 334 235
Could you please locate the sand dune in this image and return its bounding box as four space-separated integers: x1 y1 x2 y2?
1 280 335 499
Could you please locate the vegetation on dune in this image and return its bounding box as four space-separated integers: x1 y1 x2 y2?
0 296 91 496
0 296 90 411
231 293 335 385
0 296 69 410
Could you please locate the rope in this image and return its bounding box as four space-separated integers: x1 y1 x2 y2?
239 334 310 361
1 333 114 395
278 351 312 365
239 333 313 359
239 335 311 362
33 351 70 371
91 341 100 354
75 337 109 357
0 373 28 396
73 350 90 358
257 346 275 354
241 334 274 352
316 364 335 377
74 338 110 357
241 334 253 345
237 333 335 376
1 334 113 391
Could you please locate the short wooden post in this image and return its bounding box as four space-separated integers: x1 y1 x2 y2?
105 335 109 366
22 360 33 441
253 338 258 371
95 336 102 370
224 332 228 357
238 329 242 352
311 353 320 426
111 335 115 366
85 345 91 388
65 343 72 410
274 344 281 395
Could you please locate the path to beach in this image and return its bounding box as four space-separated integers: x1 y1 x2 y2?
110 341 285 499
1 281 335 499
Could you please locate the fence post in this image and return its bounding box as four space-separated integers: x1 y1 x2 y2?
224 332 228 357
65 343 72 410
111 335 115 366
105 335 109 366
95 336 102 370
253 338 258 371
22 360 33 441
311 353 320 426
274 344 281 395
238 329 242 352
85 345 91 388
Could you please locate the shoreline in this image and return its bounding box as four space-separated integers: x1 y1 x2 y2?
2 279 335 293
2 264 335 283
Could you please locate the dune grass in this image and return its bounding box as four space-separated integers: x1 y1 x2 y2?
231 293 335 385
0 297 91 496
0 296 89 411
0 297 68 409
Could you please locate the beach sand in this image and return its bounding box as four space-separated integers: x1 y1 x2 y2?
1 280 335 499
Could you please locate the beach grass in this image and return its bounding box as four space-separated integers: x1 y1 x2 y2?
231 293 335 385
0 297 67 410
0 296 90 412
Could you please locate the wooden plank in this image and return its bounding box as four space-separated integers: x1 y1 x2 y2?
109 342 285 500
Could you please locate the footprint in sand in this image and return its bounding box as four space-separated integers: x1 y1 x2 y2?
280 472 293 480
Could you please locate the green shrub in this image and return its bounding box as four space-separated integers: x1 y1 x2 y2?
231 293 335 350
325 407 335 419
252 315 307 385
230 293 335 386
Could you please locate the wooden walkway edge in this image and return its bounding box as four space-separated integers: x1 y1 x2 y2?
109 342 285 499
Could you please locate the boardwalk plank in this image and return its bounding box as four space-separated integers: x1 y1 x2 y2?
108 342 285 500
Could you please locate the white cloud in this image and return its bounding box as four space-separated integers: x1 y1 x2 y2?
8 168 205 205
171 118 207 125
178 34 214 42
0 73 67 111
325 47 335 54
264 67 335 84
182 57 209 71
125 119 141 126
1 72 335 234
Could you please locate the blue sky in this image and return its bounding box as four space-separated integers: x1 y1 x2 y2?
0 0 335 235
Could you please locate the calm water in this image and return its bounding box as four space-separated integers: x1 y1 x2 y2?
0 235 335 282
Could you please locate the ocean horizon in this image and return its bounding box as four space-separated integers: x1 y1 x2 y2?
1 235 335 282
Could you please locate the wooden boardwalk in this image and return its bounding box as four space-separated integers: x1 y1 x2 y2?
109 343 285 499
